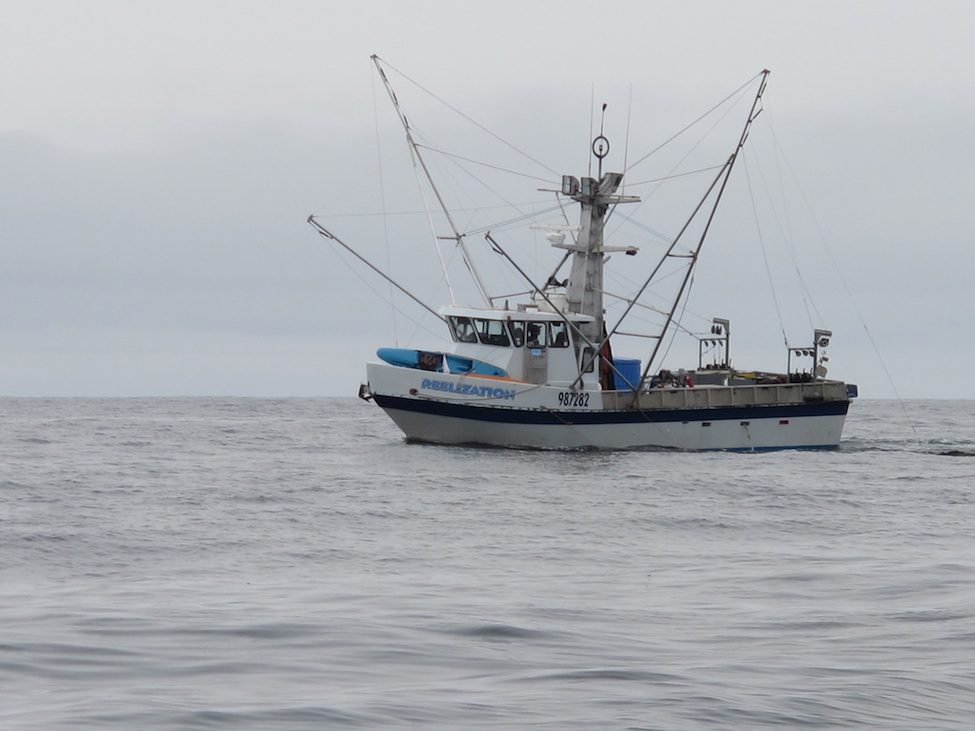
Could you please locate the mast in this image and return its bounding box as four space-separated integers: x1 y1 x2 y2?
559 125 639 347
372 55 492 306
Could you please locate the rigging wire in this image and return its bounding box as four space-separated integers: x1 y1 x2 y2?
606 89 751 247
633 71 771 388
375 55 559 177
625 164 726 187
415 132 538 221
615 218 674 246
622 85 633 195
415 116 591 298
588 83 595 178
605 257 700 346
747 121 819 329
624 70 766 174
657 274 697 368
311 199 555 219
768 117 921 443
601 160 732 369
400 226 472 346
602 289 701 337
403 254 457 345
410 123 555 298
372 70 398 346
416 144 555 184
317 230 447 343
604 265 713 325
373 56 492 306
462 204 566 237
770 118 824 327
394 115 457 303
539 195 579 288
742 150 790 348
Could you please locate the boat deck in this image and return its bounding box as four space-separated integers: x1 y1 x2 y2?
602 380 850 411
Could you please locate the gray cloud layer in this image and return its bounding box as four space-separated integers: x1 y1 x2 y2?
2 1 973 397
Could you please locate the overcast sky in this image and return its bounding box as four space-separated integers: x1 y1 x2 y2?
2 0 973 398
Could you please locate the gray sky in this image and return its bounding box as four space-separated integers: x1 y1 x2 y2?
3 0 973 398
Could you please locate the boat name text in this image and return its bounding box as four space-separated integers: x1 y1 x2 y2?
420 378 516 401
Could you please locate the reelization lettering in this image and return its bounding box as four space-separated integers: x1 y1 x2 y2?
420 378 516 401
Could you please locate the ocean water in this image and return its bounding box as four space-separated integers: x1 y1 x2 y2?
1 397 973 730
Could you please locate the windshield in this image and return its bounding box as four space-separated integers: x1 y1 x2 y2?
448 316 478 343
474 318 511 347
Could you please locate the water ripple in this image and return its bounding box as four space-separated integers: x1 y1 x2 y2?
1 398 973 730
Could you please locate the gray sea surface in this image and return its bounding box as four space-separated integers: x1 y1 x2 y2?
1 397 973 729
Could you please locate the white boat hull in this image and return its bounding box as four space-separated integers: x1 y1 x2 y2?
366 363 850 451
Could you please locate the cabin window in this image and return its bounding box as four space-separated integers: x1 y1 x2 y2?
507 320 525 347
580 346 595 373
549 321 569 348
525 322 546 348
448 316 478 343
474 318 510 347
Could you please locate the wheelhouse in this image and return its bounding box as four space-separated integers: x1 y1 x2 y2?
442 306 597 387
444 311 585 350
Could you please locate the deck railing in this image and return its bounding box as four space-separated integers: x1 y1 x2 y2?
601 381 848 411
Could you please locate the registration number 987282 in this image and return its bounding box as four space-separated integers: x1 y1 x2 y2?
557 391 590 407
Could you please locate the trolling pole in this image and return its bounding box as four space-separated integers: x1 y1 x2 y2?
372 55 493 306
635 69 770 393
593 161 731 364
307 216 445 323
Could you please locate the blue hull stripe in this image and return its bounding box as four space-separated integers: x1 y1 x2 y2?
374 394 850 425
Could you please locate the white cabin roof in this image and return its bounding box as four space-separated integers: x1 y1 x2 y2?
441 304 594 323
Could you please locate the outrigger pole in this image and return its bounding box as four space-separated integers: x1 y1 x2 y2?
634 69 770 394
589 161 730 376
372 55 493 307
307 216 446 323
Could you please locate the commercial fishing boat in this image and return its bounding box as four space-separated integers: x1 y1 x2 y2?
309 57 857 450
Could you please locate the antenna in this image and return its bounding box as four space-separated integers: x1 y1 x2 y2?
595 103 609 177
588 85 595 177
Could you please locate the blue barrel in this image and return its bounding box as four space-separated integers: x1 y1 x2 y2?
613 358 642 391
